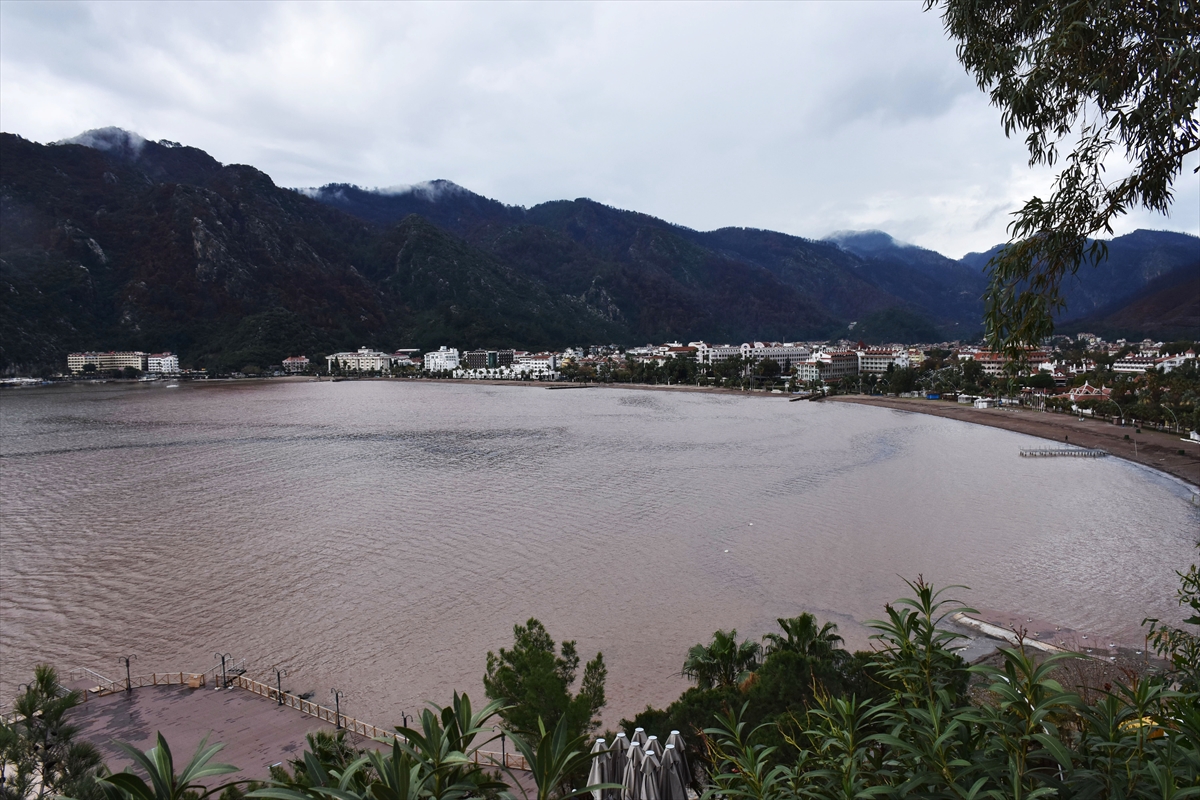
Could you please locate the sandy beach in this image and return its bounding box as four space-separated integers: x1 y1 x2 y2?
319 377 1200 489
829 395 1200 490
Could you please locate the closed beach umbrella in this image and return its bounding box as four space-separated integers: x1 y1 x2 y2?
639 751 661 800
609 733 630 800
658 746 687 800
632 728 649 747
629 741 644 769
665 731 690 789
644 735 662 758
588 739 608 800
620 742 643 800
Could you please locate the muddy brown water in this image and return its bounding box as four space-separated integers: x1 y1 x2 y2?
1 380 1195 727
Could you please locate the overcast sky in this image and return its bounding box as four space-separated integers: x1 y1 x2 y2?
2 1 1196 258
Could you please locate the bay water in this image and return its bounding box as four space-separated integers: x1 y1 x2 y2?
1 380 1195 725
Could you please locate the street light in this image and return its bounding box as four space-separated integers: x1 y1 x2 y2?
1162 404 1180 434
1106 398 1127 426
274 667 288 706
400 711 412 728
332 689 344 729
119 655 136 693
493 725 507 768
215 653 232 689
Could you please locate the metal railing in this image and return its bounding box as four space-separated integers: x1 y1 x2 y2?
225 676 528 770
65 667 119 686
75 671 209 700
19 664 528 772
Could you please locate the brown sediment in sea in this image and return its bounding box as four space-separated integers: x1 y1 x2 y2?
829 395 1200 489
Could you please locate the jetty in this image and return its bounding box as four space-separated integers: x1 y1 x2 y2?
1019 447 1108 458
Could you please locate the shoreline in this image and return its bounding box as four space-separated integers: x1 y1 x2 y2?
393 380 1200 489
829 395 1200 490
29 377 1200 489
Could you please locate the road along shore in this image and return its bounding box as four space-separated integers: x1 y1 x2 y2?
830 395 1199 490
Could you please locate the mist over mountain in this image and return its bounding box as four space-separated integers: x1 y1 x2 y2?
2 128 1196 373
959 230 1199 324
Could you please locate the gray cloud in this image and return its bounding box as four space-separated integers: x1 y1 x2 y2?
1 0 1194 258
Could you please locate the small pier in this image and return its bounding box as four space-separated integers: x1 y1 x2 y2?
1019 447 1108 458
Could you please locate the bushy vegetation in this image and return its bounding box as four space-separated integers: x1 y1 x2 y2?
484 619 607 742
0 666 106 800
703 576 1200 798
5 564 1197 799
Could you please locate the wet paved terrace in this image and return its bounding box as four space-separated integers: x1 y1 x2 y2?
69 684 348 783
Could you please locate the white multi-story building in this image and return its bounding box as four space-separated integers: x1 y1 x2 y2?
690 341 811 365
515 353 559 377
327 347 394 373
691 342 743 364
795 351 859 383
1156 349 1196 373
956 349 1050 377
67 351 148 373
423 346 460 372
856 349 910 375
390 349 421 368
1113 355 1158 374
147 353 180 374
742 342 812 365
282 355 310 374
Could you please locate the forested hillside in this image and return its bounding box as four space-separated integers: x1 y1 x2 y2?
2 128 1195 374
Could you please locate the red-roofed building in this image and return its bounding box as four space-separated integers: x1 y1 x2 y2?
282 356 310 374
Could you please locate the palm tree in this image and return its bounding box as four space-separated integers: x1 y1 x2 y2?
505 716 618 800
762 614 843 660
681 630 761 689
250 694 506 800
388 693 508 800
103 733 238 800
3 665 106 800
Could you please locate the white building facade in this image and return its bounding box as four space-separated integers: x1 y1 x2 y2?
856 349 910 375
514 354 560 379
690 342 743 364
147 353 180 374
282 356 310 374
327 347 394 373
795 351 859 383
742 342 812 365
423 346 460 372
1113 355 1158 374
67 351 148 373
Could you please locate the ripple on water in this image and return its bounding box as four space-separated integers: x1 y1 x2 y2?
1 381 1196 723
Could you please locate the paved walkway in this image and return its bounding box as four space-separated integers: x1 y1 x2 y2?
69 684 537 795
70 685 344 783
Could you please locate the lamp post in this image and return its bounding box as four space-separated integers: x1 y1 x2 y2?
400 711 412 728
1162 404 1180 434
332 689 344 729
1106 398 1127 426
274 667 288 706
493 725 506 768
215 653 232 689
120 655 136 693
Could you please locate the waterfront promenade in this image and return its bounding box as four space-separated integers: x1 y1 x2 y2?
831 395 1200 489
68 684 344 782
66 681 531 788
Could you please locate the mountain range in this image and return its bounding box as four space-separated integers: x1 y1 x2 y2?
1 127 1196 373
